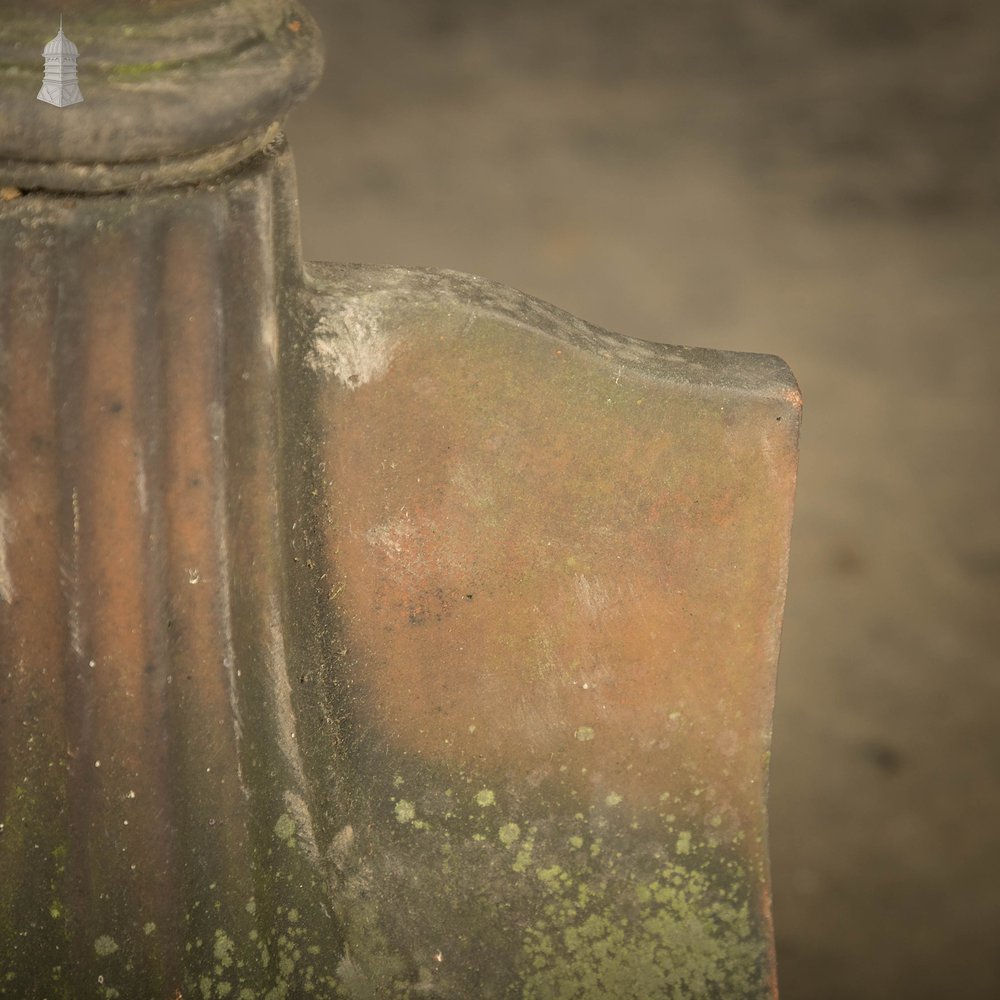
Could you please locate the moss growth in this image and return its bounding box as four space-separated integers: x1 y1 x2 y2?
106 59 173 80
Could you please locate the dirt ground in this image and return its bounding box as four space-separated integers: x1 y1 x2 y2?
285 2 1000 997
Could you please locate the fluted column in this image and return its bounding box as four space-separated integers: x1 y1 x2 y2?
0 140 339 998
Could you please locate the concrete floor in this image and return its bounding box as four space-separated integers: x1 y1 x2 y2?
285 2 1000 996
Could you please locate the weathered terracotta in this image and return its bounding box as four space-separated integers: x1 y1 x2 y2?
0 3 800 997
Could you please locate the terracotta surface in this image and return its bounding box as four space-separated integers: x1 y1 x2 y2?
286 6 1000 996
0 146 335 997
309 266 798 838
0 2 800 995
286 261 798 997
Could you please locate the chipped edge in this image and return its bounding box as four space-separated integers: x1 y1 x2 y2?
302 261 800 403
307 294 397 390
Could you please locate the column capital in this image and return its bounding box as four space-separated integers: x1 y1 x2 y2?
0 1 323 191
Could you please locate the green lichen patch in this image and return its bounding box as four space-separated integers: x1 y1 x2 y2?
93 935 119 957
512 829 538 875
274 813 296 843
521 851 765 999
499 822 521 847
213 929 236 968
306 747 771 999
536 865 564 884
394 800 416 824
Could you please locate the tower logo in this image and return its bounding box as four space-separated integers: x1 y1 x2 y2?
37 17 83 107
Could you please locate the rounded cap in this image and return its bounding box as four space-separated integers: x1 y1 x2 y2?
43 29 79 57
0 2 323 191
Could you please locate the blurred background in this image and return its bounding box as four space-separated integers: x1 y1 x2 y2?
285 2 1000 997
